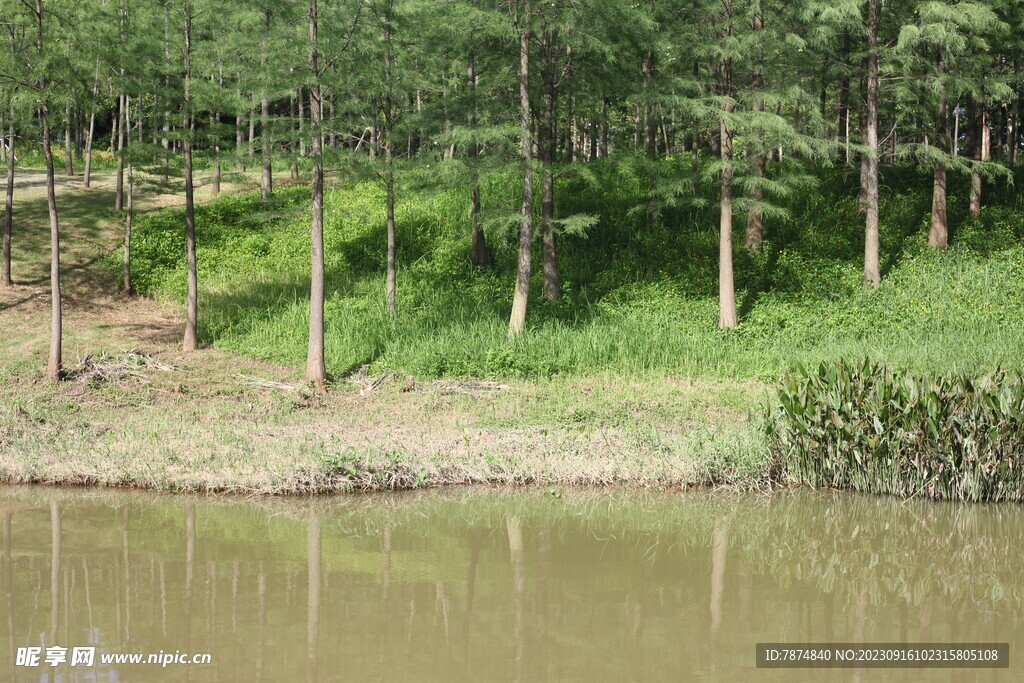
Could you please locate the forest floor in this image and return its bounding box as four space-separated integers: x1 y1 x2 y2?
0 167 768 493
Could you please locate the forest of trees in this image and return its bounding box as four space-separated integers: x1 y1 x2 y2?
0 0 1021 386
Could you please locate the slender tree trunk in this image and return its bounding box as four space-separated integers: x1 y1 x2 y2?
306 0 326 388
37 0 62 380
718 113 737 329
863 0 881 287
837 36 851 164
744 6 765 251
83 108 95 187
161 102 169 184
290 92 299 181
63 106 73 176
599 95 609 158
161 7 170 183
123 97 133 294
261 100 272 198
929 57 948 249
260 9 272 198
136 94 143 145
1012 59 1021 166
298 87 306 157
508 0 533 338
328 96 336 149
384 10 397 316
716 2 738 329
468 51 491 268
75 107 84 158
115 94 125 213
2 117 13 288
248 112 256 157
541 29 560 301
182 5 199 352
970 104 989 219
123 160 133 295
644 49 658 231
212 112 221 196
857 65 869 212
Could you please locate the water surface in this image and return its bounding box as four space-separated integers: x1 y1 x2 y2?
0 486 1020 681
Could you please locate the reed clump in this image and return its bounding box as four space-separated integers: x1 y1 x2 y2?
768 360 1024 502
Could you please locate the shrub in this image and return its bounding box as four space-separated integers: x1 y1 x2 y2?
767 360 1024 502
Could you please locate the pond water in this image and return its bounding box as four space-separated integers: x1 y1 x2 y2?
0 485 1020 681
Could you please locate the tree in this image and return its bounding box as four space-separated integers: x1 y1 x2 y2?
182 0 199 352
896 0 1005 249
864 0 881 287
507 0 533 338
1 100 13 289
305 0 326 387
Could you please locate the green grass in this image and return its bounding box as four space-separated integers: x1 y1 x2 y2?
121 158 1024 380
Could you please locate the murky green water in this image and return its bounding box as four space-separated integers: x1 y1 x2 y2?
0 486 1021 681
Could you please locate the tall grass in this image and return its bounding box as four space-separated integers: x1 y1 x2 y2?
121 159 1024 379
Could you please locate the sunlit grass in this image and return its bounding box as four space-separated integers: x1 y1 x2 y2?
123 160 1024 380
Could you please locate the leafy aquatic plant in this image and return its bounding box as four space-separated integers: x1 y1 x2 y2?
767 360 1024 502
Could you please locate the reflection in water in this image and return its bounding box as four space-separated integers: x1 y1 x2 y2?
4 510 14 683
0 486 1021 681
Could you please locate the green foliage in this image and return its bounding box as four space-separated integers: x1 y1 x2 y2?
768 360 1024 502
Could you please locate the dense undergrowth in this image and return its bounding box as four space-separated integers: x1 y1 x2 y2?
769 360 1024 502
120 157 1024 380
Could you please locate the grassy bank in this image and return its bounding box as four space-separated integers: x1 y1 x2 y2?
1 358 768 493
5 161 1024 495
123 160 1024 380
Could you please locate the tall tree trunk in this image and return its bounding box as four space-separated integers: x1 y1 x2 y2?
75 107 83 158
837 36 851 164
328 96 336 149
37 0 62 380
123 159 133 295
718 114 737 328
857 65 869 212
720 7 737 327
644 48 658 231
162 7 170 184
83 107 95 187
508 0 533 338
863 0 881 287
744 6 765 251
182 4 199 352
928 57 948 249
384 7 397 316
261 99 272 198
717 2 737 329
115 94 125 213
261 9 273 199
136 95 143 145
2 117 13 288
599 95 609 158
298 87 306 157
212 111 221 196
290 94 299 181
63 106 73 176
970 103 989 219
306 0 326 388
1012 59 1021 166
468 50 491 268
541 29 560 301
123 97 133 294
248 111 256 157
